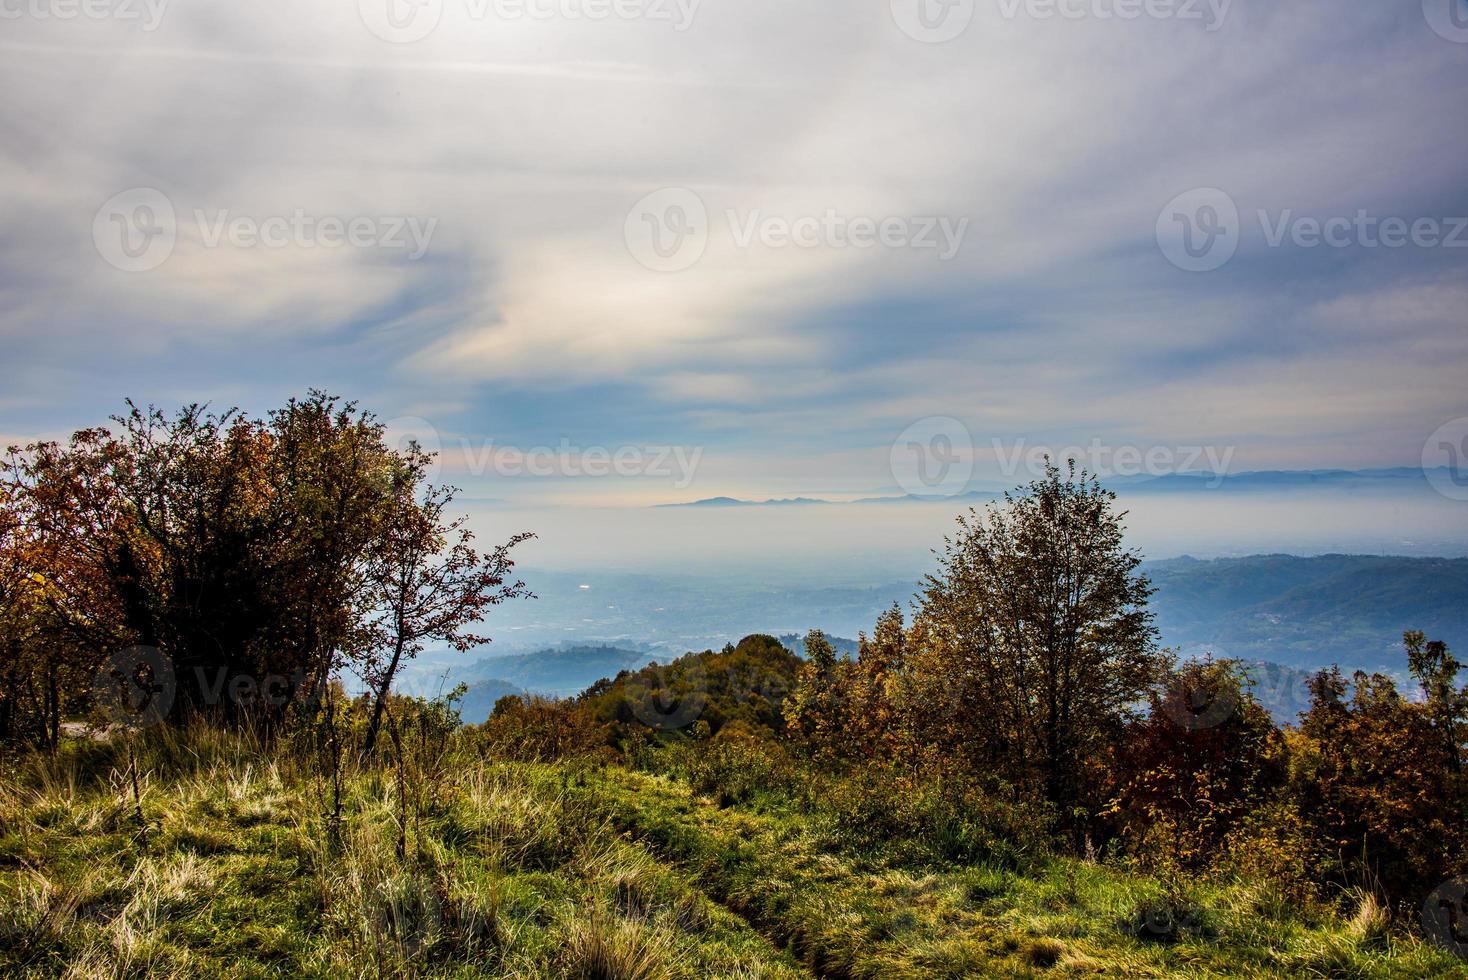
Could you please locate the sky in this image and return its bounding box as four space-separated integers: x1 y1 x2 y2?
3 1 1467 522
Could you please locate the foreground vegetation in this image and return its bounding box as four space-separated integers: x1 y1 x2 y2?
3 393 1466 975
0 720 802 979
4 717 1464 978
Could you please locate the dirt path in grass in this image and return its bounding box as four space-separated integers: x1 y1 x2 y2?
563 767 1009 979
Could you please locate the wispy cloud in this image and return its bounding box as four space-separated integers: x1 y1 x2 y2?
1 1 1464 504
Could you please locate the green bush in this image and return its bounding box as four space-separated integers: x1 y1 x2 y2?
682 724 795 807
816 764 1055 867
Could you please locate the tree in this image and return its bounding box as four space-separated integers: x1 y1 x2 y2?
263 392 408 712
1294 637 1468 901
784 612 914 762
914 460 1166 842
1108 658 1283 868
784 629 843 750
1406 629 1468 805
3 428 136 744
804 629 837 674
0 392 532 743
358 477 531 759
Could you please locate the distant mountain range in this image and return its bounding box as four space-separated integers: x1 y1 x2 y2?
416 553 1467 725
654 496 831 508
656 467 1452 507
399 644 670 724
1146 554 1468 670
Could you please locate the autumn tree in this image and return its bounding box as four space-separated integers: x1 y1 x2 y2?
1294 637 1468 900
784 610 913 762
2 429 137 743
261 393 409 711
915 460 1166 842
1108 658 1283 868
783 628 843 750
1 392 532 741
358 477 531 759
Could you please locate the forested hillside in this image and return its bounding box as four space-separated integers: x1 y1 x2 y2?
1148 555 1468 668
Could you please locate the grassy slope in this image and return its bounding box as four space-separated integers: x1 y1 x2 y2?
556 766 1468 979
2 730 1465 978
0 730 801 979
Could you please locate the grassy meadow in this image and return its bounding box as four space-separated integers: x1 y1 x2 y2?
2 720 1463 979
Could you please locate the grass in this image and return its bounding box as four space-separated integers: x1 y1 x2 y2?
0 725 801 978
551 765 1468 978
1 723 1464 978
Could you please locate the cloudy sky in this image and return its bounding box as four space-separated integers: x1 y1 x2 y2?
3 0 1467 509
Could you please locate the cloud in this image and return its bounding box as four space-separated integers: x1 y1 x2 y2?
0 1 1464 496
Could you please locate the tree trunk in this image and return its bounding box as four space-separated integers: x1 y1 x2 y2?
45 659 60 752
361 635 406 760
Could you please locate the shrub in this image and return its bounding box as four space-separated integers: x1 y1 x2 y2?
1108 659 1284 871
817 763 1054 866
478 695 610 762
683 723 795 807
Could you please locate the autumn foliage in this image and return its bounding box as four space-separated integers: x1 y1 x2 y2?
0 392 529 747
